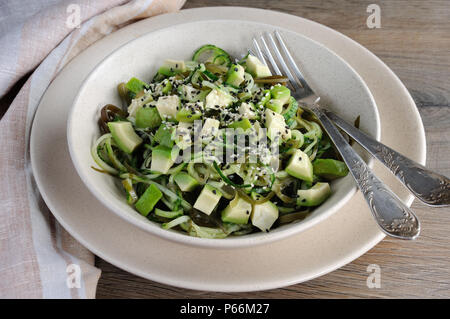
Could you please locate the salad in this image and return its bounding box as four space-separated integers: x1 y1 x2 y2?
91 44 349 238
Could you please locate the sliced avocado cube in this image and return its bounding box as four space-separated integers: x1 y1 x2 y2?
285 149 313 182
179 84 202 101
107 121 142 154
270 85 291 105
155 95 179 120
225 64 245 87
135 91 153 104
176 102 203 122
266 99 284 113
154 208 183 219
264 108 291 142
238 102 257 119
158 66 174 77
205 89 233 110
251 200 279 232
193 184 222 215
174 172 199 192
237 88 253 101
172 122 193 150
267 86 290 114
135 107 161 129
297 182 331 206
125 77 147 94
192 89 210 104
251 120 267 142
135 184 162 216
200 118 220 142
126 90 153 118
313 159 349 180
221 195 252 224
158 59 186 76
228 118 252 131
282 97 299 128
154 124 174 148
176 108 202 122
151 145 174 174
176 123 194 147
245 55 272 78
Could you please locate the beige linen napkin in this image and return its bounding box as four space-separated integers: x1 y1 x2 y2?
0 0 185 299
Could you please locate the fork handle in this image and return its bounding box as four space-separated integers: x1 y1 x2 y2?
325 110 450 207
309 105 420 239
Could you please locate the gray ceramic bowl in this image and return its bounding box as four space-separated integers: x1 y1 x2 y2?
68 20 380 249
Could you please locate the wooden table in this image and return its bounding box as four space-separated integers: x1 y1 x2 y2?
85 0 450 298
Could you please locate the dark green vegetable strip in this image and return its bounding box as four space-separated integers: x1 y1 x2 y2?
99 104 127 133
122 178 138 205
205 62 228 74
246 190 276 205
278 211 309 224
254 75 288 84
155 208 183 219
202 70 218 81
213 162 252 188
283 97 299 128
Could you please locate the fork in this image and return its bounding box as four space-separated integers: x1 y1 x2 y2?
253 31 421 239
257 33 450 208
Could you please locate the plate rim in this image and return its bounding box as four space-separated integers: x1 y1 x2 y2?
30 6 426 292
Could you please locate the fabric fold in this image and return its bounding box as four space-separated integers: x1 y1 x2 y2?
0 0 186 299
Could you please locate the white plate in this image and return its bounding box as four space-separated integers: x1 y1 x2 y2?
67 19 379 248
30 7 426 292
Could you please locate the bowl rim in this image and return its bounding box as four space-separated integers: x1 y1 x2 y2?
67 19 380 249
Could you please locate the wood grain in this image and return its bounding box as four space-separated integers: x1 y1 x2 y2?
95 0 448 298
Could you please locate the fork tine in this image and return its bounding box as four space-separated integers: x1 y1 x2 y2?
266 33 303 92
259 35 282 75
252 38 267 66
274 31 306 88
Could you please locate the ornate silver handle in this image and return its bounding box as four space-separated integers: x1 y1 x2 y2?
309 105 420 239
325 110 450 207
